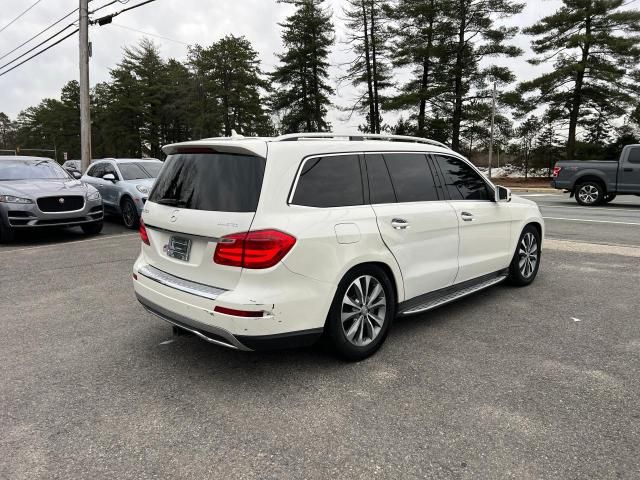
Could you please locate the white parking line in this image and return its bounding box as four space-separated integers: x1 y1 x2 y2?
538 204 640 212
543 216 640 226
0 233 138 255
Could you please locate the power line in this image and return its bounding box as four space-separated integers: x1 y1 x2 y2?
0 28 79 78
0 23 77 72
90 0 130 15
0 0 45 34
0 8 78 62
110 22 188 45
92 0 158 26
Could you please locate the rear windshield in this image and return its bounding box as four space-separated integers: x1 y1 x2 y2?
0 159 70 181
149 153 265 212
119 162 162 180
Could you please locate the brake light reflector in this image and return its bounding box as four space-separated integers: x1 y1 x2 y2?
139 219 150 245
213 229 296 269
552 166 562 177
214 306 265 317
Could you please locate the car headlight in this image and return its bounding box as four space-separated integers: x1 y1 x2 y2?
87 190 101 201
0 195 33 204
136 185 150 195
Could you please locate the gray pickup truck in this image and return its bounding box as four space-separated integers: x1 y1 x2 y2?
551 145 640 205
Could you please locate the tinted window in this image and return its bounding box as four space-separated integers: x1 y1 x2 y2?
149 153 265 212
292 155 363 207
103 163 119 180
434 155 491 201
384 153 438 202
87 164 105 178
0 159 69 180
366 154 396 204
628 147 640 164
119 162 161 180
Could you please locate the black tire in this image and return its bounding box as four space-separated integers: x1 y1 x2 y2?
602 194 616 204
507 225 541 287
326 265 396 361
81 220 103 235
121 197 139 229
0 222 14 243
575 181 604 206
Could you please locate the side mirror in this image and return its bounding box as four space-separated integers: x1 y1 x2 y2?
495 185 511 203
103 173 116 182
72 171 82 179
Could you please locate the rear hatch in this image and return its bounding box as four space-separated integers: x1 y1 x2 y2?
141 150 266 291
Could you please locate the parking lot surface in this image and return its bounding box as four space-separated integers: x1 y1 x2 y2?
1 193 639 479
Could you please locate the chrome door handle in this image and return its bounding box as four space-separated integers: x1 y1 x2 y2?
391 218 410 230
461 212 474 222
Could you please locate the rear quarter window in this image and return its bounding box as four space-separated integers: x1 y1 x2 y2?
149 153 266 212
291 155 364 207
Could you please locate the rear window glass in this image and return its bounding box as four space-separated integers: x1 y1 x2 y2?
292 155 363 207
149 153 265 212
384 153 438 202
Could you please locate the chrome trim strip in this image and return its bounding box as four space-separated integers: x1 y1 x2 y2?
144 223 222 243
401 275 507 315
136 294 251 351
137 264 227 301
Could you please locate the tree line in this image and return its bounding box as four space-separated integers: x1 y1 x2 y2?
1 0 640 172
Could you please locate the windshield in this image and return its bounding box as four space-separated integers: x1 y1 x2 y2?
119 162 163 180
0 160 71 181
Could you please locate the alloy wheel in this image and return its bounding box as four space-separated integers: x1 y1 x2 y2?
123 201 137 228
518 232 538 279
341 275 387 347
578 184 599 205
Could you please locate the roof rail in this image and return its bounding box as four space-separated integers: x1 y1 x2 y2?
274 132 450 150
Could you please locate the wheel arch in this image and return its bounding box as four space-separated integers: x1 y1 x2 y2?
573 174 608 194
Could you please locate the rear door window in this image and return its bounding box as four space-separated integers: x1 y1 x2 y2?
433 155 492 201
365 154 396 204
383 153 439 202
628 147 640 164
291 155 364 207
149 153 265 212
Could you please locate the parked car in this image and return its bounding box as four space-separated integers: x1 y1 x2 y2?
132 134 544 360
62 160 81 176
81 158 163 229
0 156 103 243
551 144 640 205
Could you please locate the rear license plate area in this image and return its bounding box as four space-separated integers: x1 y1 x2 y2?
165 236 192 262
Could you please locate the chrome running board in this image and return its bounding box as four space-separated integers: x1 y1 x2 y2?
399 275 507 316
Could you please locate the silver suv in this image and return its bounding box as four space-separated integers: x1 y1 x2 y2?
82 158 163 229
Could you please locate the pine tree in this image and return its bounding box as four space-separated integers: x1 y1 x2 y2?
519 0 640 158
442 0 524 152
271 0 335 133
384 0 452 139
189 36 273 137
342 0 390 133
0 112 15 149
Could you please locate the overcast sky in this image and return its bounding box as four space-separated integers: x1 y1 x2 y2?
0 0 567 131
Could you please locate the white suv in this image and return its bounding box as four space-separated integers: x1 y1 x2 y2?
133 133 543 360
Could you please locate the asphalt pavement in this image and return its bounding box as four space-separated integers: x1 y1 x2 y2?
1 195 639 479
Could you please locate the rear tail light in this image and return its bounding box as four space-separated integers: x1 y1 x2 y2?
552 166 562 177
213 229 296 269
139 219 150 245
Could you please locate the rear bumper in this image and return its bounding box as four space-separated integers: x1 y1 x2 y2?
133 256 333 351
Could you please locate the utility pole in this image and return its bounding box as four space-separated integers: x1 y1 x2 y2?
488 82 496 179
79 0 91 173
